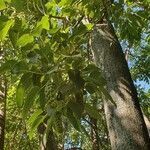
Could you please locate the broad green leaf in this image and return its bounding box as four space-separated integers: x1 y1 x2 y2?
16 84 25 107
66 108 81 131
29 115 46 139
40 15 50 30
28 109 43 125
0 20 14 41
32 16 50 36
23 86 39 117
17 34 34 47
85 23 94 31
0 0 6 10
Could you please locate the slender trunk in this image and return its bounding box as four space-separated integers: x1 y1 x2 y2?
125 48 150 137
91 21 150 149
91 117 100 150
0 76 6 150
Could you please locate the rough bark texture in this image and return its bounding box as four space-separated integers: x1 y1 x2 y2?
0 76 6 150
91 22 150 150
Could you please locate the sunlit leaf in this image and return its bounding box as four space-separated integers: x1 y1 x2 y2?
0 0 6 10
28 109 43 125
0 20 14 41
17 34 34 47
16 84 25 107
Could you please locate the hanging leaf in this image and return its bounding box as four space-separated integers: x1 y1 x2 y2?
28 109 43 125
23 86 40 117
16 84 25 107
17 34 34 47
28 115 46 139
40 15 50 30
0 20 14 41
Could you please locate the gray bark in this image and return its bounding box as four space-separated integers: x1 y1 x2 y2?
91 22 150 150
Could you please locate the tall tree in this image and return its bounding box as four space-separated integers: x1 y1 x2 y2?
91 19 150 149
0 49 7 150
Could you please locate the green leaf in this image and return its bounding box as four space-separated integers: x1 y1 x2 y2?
85 103 101 120
28 109 43 125
0 20 14 41
68 101 83 118
0 0 6 10
40 15 50 30
33 15 50 36
23 86 39 117
85 23 94 31
16 84 25 107
28 115 46 139
17 34 34 47
66 108 81 131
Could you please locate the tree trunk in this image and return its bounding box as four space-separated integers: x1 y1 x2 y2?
0 76 6 150
91 21 150 150
91 117 100 150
